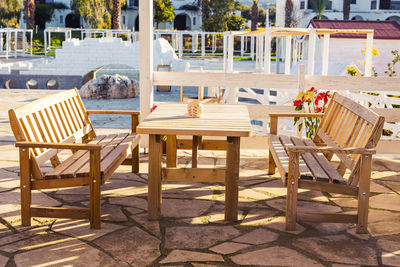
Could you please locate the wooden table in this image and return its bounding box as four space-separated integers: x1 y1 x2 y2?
137 103 252 221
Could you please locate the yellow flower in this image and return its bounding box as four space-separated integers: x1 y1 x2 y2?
296 92 305 100
372 47 379 57
304 91 315 101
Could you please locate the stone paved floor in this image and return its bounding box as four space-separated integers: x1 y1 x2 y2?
0 91 400 266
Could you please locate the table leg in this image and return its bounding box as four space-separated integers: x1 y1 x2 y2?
166 135 177 167
225 136 240 222
192 135 200 168
148 134 162 220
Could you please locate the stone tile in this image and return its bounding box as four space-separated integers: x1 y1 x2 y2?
125 207 143 215
0 189 61 207
370 181 392 193
266 198 342 213
161 199 213 218
160 250 224 264
381 180 400 194
50 219 125 241
346 228 370 240
0 232 69 253
233 228 278 245
162 183 215 201
101 204 128 222
129 213 161 239
191 264 221 267
0 255 8 266
307 223 350 234
94 226 160 266
209 242 251 255
331 265 360 267
239 188 275 201
240 208 279 226
378 238 400 267
368 220 400 237
14 239 117 266
331 198 358 208
263 216 306 235
369 193 400 211
108 196 147 210
293 234 377 265
164 226 240 249
230 246 323 266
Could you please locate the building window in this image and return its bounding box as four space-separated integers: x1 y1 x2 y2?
123 16 126 25
380 0 391 9
60 15 63 24
371 0 377 9
308 1 332 10
193 17 196 26
351 0 356 4
300 1 305 9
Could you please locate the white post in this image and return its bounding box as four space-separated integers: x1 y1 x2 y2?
250 35 254 61
178 33 183 58
264 28 271 74
139 0 154 128
172 33 176 50
212 33 215 53
275 37 280 74
292 40 298 65
6 31 9 59
307 28 316 75
322 33 330 75
23 30 26 55
255 35 259 70
364 32 374 77
223 33 227 72
227 33 234 73
44 29 47 55
285 35 292 74
14 30 17 58
240 35 244 57
0 32 3 53
201 33 205 57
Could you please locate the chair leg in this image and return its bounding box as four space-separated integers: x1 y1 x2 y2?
20 148 31 226
286 151 300 231
268 150 276 175
357 154 372 234
132 145 139 173
89 150 101 229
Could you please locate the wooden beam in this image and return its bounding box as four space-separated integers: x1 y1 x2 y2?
162 167 226 182
31 207 89 219
297 212 357 223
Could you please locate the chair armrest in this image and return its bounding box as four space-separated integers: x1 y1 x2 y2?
269 113 324 118
15 142 102 151
286 145 376 155
86 110 140 116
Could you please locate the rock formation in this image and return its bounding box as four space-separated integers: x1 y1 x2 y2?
80 74 138 99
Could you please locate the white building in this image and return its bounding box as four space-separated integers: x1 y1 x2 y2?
276 0 400 28
19 0 202 31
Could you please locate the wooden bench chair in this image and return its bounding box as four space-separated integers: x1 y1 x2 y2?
267 92 385 233
8 89 140 229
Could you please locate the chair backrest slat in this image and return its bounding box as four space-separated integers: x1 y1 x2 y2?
315 92 384 185
9 89 95 179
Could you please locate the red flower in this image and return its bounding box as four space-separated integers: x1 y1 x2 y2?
309 87 316 92
315 106 323 113
151 105 158 111
293 99 303 107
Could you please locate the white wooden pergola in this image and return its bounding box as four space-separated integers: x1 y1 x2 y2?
0 28 33 59
222 27 375 76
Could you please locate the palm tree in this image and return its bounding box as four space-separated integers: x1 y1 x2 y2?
343 0 351 20
284 0 293 27
251 0 258 31
310 0 328 19
24 0 35 29
112 0 121 29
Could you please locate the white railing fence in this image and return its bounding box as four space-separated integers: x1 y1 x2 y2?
153 65 400 153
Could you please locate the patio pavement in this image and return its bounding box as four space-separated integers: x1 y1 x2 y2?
0 90 400 266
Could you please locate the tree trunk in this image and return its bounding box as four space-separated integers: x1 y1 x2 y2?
24 0 35 29
112 0 121 29
285 0 293 27
343 0 351 20
251 0 258 31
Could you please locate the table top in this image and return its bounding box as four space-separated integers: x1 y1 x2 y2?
137 103 253 137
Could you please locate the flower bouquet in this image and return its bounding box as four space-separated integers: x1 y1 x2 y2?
293 87 332 139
